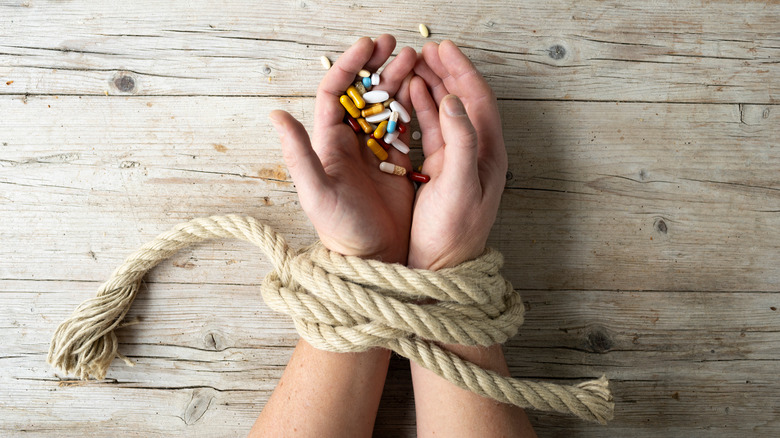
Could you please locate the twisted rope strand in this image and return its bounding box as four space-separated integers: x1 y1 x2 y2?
48 215 614 424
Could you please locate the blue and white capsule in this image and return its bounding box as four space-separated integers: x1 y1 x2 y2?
386 111 399 134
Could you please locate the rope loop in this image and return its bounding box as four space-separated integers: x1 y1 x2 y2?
48 215 614 424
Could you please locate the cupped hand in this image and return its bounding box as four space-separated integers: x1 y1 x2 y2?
270 35 417 263
408 40 508 270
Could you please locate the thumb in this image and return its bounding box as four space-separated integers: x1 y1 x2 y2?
439 95 479 185
270 110 328 192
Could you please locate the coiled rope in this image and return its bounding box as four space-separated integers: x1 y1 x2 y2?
48 215 614 424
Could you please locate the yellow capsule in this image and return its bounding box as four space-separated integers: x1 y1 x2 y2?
383 98 395 109
340 95 361 119
361 103 384 118
373 120 388 138
357 118 373 134
366 138 389 161
347 86 366 109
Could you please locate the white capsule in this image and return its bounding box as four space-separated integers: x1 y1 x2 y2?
371 73 380 86
384 130 400 143
412 130 422 140
362 90 390 104
358 69 371 78
365 108 392 123
391 138 410 154
419 23 430 38
320 56 331 69
390 100 411 123
379 161 407 176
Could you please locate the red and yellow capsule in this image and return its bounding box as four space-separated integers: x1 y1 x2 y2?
340 95 361 119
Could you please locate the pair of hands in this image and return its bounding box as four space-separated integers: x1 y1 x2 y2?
270 35 507 271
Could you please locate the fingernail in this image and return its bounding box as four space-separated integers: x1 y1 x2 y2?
443 95 466 116
269 112 284 137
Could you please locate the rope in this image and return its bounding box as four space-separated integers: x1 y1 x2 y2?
47 215 614 424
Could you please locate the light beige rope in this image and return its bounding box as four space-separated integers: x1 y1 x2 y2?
48 215 614 424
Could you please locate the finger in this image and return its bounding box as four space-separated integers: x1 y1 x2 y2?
410 76 444 157
314 37 375 133
373 46 417 97
415 48 450 105
364 34 396 72
270 110 329 199
385 72 415 166
439 95 479 187
437 40 495 103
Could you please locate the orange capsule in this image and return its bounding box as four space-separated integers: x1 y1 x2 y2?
340 95 361 118
366 138 389 161
357 118 373 134
373 120 388 138
361 103 384 118
347 86 366 109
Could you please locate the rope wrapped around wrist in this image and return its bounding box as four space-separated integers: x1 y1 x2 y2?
48 215 614 424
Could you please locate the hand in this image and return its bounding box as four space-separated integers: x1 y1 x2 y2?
408 40 508 270
270 35 417 263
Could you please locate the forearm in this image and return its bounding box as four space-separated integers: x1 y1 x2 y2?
410 343 537 438
250 338 391 437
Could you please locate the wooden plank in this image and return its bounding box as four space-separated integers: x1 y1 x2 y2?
2 96 778 291
0 1 778 102
2 283 778 436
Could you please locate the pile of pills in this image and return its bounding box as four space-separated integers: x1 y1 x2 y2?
340 68 430 184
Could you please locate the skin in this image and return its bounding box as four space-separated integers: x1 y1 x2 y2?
407 40 537 437
249 35 416 437
250 37 537 437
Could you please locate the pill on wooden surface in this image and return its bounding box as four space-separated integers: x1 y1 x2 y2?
340 95 361 118
358 69 371 78
379 162 407 176
412 130 422 140
419 24 430 38
390 100 411 123
391 138 410 154
362 90 390 104
371 73 380 86
365 108 392 123
321 56 331 69
384 130 400 144
366 138 389 161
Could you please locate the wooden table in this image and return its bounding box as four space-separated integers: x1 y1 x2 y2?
2 1 778 436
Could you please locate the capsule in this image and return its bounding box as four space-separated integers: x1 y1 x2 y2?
398 123 407 134
357 117 374 134
379 162 407 176
371 73 380 86
408 171 430 183
362 90 390 104
383 98 395 109
390 100 411 123
371 133 391 150
344 115 361 133
340 95 361 119
365 108 392 123
362 76 372 89
373 120 388 138
366 138 389 161
347 86 366 109
353 81 367 95
358 69 371 78
361 103 385 118
386 111 399 133
391 138 410 154
384 129 400 144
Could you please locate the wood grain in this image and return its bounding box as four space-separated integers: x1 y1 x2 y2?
2 1 779 435
0 1 778 102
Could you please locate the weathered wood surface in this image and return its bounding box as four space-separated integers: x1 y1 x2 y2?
1 0 779 436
